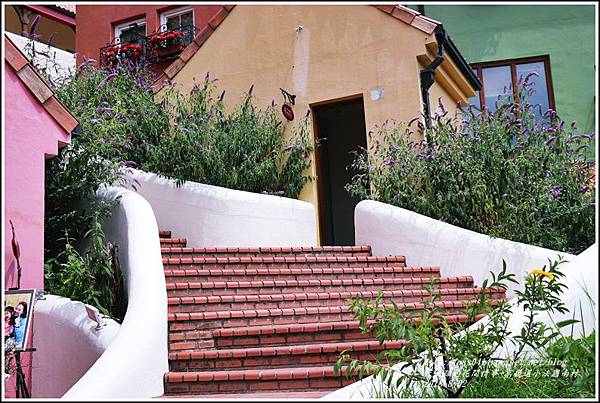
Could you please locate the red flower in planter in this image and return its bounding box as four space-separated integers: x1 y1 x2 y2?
101 42 142 66
150 30 184 49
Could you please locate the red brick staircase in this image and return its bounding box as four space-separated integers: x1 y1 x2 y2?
159 230 505 398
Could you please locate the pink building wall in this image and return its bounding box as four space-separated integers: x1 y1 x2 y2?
4 62 71 396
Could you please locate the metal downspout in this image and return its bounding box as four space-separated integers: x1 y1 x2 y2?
420 26 447 129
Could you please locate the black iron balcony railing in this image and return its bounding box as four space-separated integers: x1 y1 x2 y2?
99 24 197 67
100 27 147 67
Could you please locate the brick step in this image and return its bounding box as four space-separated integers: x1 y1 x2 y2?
162 255 407 271
171 314 485 350
163 365 363 395
164 265 440 283
159 230 172 238
167 287 504 313
161 239 188 247
166 276 474 297
167 300 489 335
170 321 370 350
169 340 406 371
162 391 334 398
161 245 372 258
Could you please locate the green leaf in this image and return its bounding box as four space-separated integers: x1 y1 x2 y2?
556 319 580 329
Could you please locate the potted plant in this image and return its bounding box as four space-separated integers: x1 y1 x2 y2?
119 42 143 61
149 30 185 58
101 42 142 66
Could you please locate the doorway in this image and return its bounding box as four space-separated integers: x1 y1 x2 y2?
312 97 367 246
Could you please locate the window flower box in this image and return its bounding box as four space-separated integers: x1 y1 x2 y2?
148 30 185 59
100 42 143 66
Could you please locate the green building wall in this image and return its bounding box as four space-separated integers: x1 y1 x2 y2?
413 4 596 135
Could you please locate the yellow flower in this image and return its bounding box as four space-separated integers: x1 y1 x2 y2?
530 269 555 281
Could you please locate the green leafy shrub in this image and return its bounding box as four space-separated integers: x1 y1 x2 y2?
145 76 315 198
44 215 126 319
47 60 169 256
346 80 595 254
55 60 170 166
458 332 595 398
334 257 595 398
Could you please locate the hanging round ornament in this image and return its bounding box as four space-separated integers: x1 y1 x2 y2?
280 88 297 121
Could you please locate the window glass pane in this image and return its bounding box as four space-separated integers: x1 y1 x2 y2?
180 11 193 27
516 61 549 119
166 11 192 30
119 23 145 43
482 65 513 112
166 16 179 31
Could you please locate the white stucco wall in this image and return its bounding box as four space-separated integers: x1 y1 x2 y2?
5 31 74 82
124 168 317 248
354 200 577 298
324 243 597 399
30 295 120 398
62 186 168 399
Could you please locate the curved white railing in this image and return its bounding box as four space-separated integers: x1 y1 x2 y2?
324 200 595 399
62 186 168 399
323 244 597 399
31 295 120 397
123 168 317 247
354 200 577 297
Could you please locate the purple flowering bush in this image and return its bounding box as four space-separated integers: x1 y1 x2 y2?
44 60 169 318
145 74 315 198
346 79 595 254
55 61 170 165
46 61 169 257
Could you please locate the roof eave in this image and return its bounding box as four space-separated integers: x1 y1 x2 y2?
436 26 482 91
24 5 76 28
4 34 79 135
374 5 481 92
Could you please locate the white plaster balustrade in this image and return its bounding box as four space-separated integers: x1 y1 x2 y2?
322 200 596 399
123 168 317 248
62 186 168 399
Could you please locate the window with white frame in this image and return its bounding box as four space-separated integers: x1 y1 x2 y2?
114 18 146 44
160 6 194 31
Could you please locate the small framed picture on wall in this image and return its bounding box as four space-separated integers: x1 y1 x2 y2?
4 289 36 352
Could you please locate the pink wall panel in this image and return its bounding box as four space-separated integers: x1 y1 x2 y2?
4 63 71 397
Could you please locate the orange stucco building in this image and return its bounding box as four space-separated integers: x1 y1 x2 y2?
151 4 481 245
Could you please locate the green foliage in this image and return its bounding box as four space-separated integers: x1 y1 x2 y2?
346 81 595 254
459 332 595 398
334 257 594 398
45 215 126 320
512 256 570 359
543 331 596 394
144 77 315 198
46 60 166 261
44 63 151 320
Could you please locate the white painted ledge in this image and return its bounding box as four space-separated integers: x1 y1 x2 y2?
323 200 596 399
123 168 317 247
323 244 597 400
5 32 75 82
62 186 168 399
355 200 577 297
31 295 120 398
491 243 598 356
